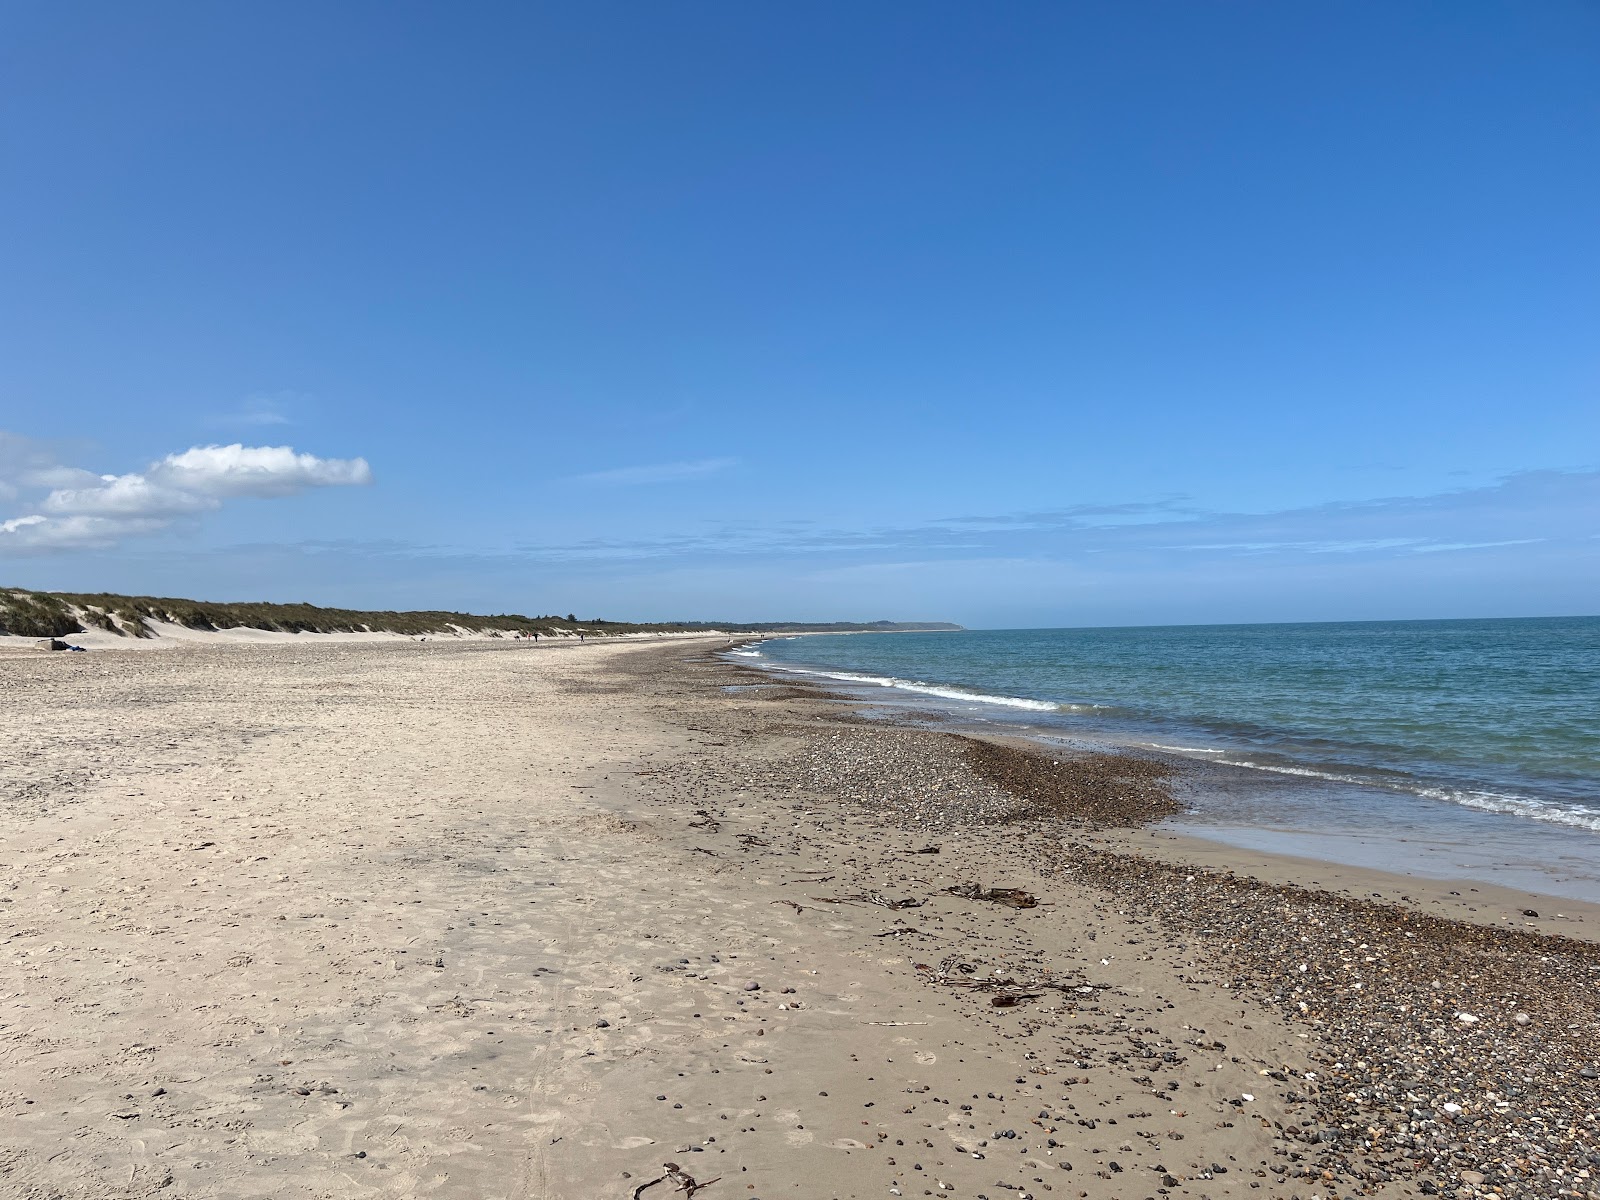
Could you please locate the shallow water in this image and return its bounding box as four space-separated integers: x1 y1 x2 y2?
740 618 1600 901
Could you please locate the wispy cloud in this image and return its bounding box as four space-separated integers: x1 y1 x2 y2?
0 437 373 552
209 392 299 428
513 468 1600 569
571 457 737 486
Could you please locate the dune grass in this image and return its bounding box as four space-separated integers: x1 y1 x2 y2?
1 587 960 640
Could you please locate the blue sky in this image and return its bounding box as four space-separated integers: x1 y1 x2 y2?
2 2 1596 626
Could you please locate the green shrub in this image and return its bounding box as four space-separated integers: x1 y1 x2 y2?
0 590 82 638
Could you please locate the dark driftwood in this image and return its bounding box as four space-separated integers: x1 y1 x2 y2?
944 883 1038 908
632 1162 720 1199
811 891 923 910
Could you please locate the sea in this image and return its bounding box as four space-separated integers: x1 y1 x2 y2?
733 617 1600 902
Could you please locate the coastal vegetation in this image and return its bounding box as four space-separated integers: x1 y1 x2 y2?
0 588 960 640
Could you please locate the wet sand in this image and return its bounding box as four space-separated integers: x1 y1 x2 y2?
3 638 1597 1199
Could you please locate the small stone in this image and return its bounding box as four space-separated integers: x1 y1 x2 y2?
1514 1012 1531 1026
595 1019 610 1028
1460 1170 1486 1185
744 981 760 991
1580 1067 1599 1080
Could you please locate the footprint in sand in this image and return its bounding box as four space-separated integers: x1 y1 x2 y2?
915 1050 937 1064
614 1136 656 1149
826 1138 868 1150
785 1130 816 1147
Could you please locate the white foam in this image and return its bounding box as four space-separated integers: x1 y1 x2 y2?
1415 787 1600 833
1145 743 1228 754
1221 759 1374 786
1222 758 1600 832
765 664 1066 712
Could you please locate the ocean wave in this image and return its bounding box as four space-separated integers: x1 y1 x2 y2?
766 664 1069 713
1221 758 1600 832
1219 759 1378 786
1414 787 1600 833
1145 743 1228 754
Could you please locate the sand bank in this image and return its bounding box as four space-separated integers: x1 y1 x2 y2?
2 639 1596 1199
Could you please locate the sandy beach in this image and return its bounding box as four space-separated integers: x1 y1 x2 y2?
4 637 1598 1200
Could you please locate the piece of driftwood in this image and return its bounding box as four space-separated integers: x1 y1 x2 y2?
990 992 1043 1007
944 883 1038 909
915 954 1092 1009
811 891 923 910
632 1162 720 1199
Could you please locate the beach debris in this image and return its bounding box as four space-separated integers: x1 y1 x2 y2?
915 954 1092 1007
944 883 1038 909
812 891 924 909
631 1162 719 1199
872 925 927 938
735 833 769 847
914 845 941 854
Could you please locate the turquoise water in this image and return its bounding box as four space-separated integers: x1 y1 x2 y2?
742 619 1600 890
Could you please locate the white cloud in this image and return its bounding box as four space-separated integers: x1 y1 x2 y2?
1 439 372 554
43 474 216 518
154 444 373 497
572 457 736 486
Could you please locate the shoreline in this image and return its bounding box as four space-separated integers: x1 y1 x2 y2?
3 637 1596 1199
720 642 1600 926
736 636 1600 905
